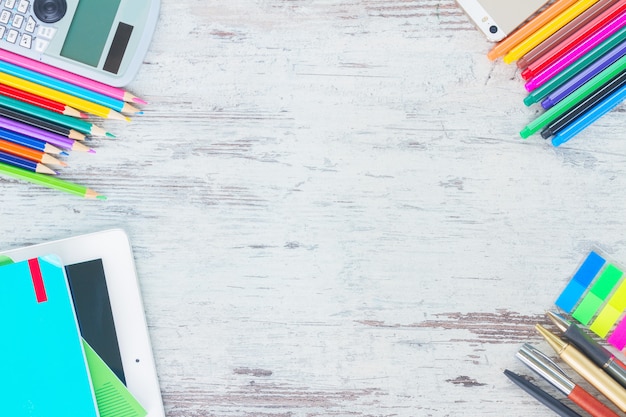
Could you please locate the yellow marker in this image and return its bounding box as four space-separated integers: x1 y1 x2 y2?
503 0 600 64
0 71 129 121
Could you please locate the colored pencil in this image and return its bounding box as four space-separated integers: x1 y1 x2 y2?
503 0 600 64
0 161 105 199
0 49 145 104
0 83 85 118
0 118 92 153
0 105 86 141
541 38 626 109
524 25 626 103
541 71 626 138
520 53 626 138
0 126 63 155
551 80 626 146
526 10 626 89
517 0 616 70
0 137 65 167
521 1 626 80
0 93 110 137
0 150 55 174
0 71 129 120
487 0 580 61
0 60 140 114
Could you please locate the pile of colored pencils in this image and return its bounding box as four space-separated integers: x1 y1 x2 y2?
488 0 626 147
0 49 145 199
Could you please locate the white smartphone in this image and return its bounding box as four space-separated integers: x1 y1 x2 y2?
456 0 551 42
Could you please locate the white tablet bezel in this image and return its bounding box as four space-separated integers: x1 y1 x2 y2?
1 229 164 417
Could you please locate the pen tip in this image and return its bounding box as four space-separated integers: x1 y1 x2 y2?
88 149 96 154
106 132 116 138
133 97 148 105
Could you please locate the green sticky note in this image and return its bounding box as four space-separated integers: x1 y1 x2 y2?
591 265 623 299
83 340 147 417
573 293 604 325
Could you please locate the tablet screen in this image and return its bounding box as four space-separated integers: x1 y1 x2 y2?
65 259 126 385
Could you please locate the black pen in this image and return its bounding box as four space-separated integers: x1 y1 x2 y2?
547 311 626 389
504 369 582 417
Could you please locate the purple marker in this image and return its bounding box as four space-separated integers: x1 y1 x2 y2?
542 39 626 109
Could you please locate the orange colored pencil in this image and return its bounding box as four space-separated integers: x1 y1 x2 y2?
0 137 65 167
0 83 85 118
487 0 581 61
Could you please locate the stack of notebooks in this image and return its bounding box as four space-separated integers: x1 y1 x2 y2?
0 48 146 199
0 255 147 416
488 0 626 147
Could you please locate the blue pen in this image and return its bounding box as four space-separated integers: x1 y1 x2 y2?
552 82 626 146
542 39 626 109
0 60 138 114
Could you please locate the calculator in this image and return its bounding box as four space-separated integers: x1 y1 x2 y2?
0 0 160 86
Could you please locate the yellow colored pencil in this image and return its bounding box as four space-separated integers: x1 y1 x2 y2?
0 71 129 121
503 0 600 64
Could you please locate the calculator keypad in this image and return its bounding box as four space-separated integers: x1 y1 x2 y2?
0 0 56 53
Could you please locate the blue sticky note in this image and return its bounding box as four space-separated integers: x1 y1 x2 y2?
0 256 99 417
555 251 606 312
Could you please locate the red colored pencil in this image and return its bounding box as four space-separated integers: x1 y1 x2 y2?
521 1 626 80
0 83 85 118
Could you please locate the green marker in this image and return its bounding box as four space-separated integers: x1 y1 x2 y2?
0 162 105 199
524 26 626 106
520 53 626 139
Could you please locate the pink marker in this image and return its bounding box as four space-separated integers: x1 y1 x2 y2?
0 49 146 104
525 10 626 91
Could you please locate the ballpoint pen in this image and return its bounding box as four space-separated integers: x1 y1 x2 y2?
547 311 626 389
517 343 620 417
536 324 626 412
504 368 583 417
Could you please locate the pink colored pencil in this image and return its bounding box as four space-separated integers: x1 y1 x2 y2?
0 49 146 104
525 9 626 91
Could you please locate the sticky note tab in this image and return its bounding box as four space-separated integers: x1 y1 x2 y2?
590 278 626 337
572 264 622 324
608 316 626 350
555 251 606 312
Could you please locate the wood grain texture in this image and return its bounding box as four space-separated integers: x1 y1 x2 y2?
2 1 626 415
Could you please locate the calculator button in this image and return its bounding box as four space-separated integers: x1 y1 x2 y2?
34 37 47 52
0 11 10 24
11 14 22 28
4 0 15 8
16 0 28 13
6 29 17 43
24 15 34 32
37 25 55 39
19 33 31 48
0 27 5 39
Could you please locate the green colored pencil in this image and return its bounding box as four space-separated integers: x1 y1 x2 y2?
0 93 110 137
0 162 106 199
520 53 626 139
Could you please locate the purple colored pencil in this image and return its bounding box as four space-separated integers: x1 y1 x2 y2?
526 10 626 91
542 39 626 109
0 115 90 152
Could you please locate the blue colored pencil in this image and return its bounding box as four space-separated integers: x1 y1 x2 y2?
552 82 626 146
0 125 64 155
0 149 56 174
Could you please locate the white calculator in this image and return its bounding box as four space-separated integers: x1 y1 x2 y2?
0 0 160 86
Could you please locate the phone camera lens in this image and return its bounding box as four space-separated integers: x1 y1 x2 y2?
33 0 67 24
489 25 498 34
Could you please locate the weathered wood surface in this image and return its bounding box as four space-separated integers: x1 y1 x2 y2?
2 1 626 415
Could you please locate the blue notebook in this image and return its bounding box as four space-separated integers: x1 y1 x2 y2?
0 256 99 417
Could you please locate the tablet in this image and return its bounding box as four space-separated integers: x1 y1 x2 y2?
1 229 164 417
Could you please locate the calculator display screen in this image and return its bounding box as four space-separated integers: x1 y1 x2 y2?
60 0 122 67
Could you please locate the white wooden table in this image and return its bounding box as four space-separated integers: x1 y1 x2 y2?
2 1 626 415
